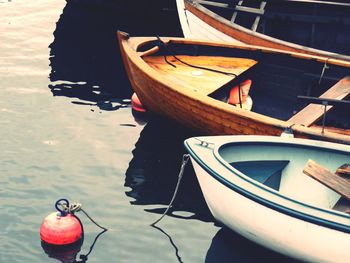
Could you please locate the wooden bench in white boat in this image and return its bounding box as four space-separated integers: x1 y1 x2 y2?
303 160 350 213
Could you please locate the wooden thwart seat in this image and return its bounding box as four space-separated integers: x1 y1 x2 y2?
303 159 350 202
288 76 350 126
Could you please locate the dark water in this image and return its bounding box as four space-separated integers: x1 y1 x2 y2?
0 1 298 262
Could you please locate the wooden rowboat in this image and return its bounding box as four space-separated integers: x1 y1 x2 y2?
176 0 350 61
184 135 350 262
117 31 350 144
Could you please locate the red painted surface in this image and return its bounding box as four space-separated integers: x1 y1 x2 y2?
131 92 146 112
228 79 252 105
40 212 82 245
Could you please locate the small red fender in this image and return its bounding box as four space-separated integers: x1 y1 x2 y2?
131 93 146 113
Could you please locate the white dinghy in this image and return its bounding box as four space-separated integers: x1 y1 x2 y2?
184 135 350 262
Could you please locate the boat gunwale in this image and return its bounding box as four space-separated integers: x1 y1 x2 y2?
184 0 350 62
184 135 350 233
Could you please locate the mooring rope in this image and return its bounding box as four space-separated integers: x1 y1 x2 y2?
151 154 190 226
155 35 245 108
55 199 108 231
155 36 238 78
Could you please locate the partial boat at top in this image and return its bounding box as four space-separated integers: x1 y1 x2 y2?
176 0 350 61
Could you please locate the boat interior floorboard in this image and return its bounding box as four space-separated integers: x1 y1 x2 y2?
144 55 257 95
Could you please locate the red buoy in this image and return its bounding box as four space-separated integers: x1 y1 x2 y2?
40 212 83 245
131 93 146 113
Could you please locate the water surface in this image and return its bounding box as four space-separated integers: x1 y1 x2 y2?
0 1 298 262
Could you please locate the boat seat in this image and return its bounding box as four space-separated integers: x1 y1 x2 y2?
303 159 350 202
230 160 289 190
288 76 350 126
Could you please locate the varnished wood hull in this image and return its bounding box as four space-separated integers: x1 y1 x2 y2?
117 31 350 144
179 0 350 61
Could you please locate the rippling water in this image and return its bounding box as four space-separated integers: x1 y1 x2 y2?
0 1 298 262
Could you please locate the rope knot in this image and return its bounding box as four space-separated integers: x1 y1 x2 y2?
55 198 81 215
68 202 82 214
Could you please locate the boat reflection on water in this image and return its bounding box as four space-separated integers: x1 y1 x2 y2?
125 115 214 222
48 0 181 110
205 227 300 263
48 0 132 109
131 109 149 126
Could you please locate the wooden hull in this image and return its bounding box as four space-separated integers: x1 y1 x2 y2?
185 135 350 262
117 31 350 144
178 0 350 61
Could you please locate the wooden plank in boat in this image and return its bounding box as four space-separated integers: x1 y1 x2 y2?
288 76 350 126
303 159 350 201
336 164 350 178
143 55 257 95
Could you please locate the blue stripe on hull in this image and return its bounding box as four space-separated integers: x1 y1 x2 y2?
185 141 350 234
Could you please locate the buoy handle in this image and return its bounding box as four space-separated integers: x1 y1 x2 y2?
55 198 70 216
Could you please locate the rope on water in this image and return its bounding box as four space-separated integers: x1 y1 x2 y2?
55 199 108 231
151 154 190 226
80 208 108 231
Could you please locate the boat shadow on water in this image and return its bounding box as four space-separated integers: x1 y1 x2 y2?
205 227 300 263
125 115 214 223
126 115 304 262
48 0 182 110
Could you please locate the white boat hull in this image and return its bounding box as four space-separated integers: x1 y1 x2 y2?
175 0 350 61
191 158 350 262
176 0 242 43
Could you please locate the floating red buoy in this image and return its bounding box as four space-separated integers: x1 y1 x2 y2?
40 212 82 245
131 92 146 113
